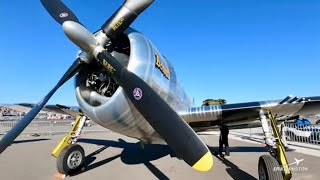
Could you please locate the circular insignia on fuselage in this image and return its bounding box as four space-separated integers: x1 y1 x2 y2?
59 12 68 18
133 88 143 100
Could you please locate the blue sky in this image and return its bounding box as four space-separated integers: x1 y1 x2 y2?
0 0 319 106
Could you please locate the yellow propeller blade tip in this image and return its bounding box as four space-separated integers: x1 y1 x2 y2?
192 151 213 172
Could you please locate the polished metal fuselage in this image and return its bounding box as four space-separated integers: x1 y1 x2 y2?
75 29 192 143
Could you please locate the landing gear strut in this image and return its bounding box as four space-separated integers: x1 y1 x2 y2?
51 113 88 175
258 109 292 180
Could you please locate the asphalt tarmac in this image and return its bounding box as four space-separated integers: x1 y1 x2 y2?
0 131 319 180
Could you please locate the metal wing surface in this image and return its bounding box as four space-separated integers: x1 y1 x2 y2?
179 96 320 131
17 103 80 117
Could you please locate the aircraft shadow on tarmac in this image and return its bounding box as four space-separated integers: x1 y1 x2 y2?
71 138 172 180
208 146 260 180
13 138 50 144
213 154 257 180
71 138 269 179
208 145 267 153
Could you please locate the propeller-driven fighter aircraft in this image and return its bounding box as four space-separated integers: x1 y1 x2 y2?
1 0 319 179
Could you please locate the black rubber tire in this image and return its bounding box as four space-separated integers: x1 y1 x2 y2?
258 155 283 180
56 144 85 175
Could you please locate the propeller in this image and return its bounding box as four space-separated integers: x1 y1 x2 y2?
96 50 213 171
0 0 213 172
101 0 154 39
40 0 80 25
0 59 83 153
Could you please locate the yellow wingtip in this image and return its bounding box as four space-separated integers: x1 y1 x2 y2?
192 151 213 172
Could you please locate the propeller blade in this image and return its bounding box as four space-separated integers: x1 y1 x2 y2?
0 59 83 154
96 50 213 171
40 0 80 25
101 0 154 39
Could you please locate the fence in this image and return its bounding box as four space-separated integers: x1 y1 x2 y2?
2 119 319 146
0 120 107 135
283 123 320 145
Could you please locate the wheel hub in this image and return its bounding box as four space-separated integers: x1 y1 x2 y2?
67 150 83 169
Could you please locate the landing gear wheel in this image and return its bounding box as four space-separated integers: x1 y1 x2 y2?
57 144 85 175
258 155 283 180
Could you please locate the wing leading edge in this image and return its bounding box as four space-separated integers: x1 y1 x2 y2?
17 103 80 117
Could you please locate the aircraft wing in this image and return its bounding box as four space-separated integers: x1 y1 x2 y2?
17 103 80 117
178 96 320 132
43 104 80 117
